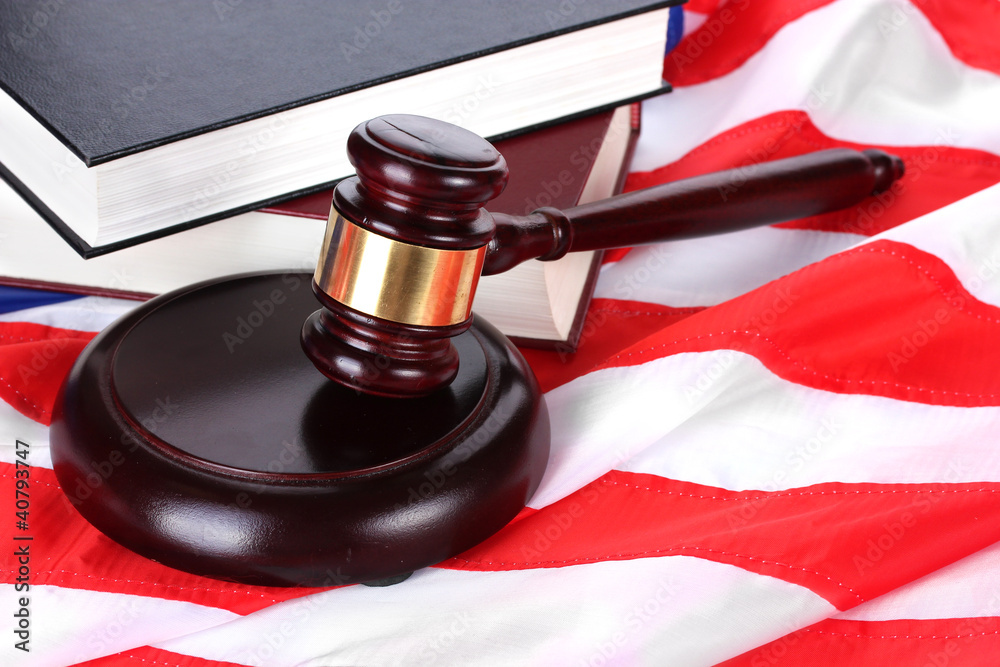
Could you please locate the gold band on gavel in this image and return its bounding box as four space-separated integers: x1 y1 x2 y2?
313 211 486 327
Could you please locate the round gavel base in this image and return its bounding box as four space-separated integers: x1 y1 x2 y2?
49 271 550 587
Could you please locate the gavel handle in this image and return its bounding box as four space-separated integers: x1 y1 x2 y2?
482 148 904 275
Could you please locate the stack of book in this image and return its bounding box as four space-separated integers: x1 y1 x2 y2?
0 0 679 347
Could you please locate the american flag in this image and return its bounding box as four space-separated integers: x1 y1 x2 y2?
4 0 1000 664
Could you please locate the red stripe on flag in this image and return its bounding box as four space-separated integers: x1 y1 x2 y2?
73 646 250 667
624 111 1000 237
444 470 1000 610
718 616 1000 666
915 0 1000 76
0 464 329 615
663 0 837 87
598 240 1000 407
682 0 722 15
0 322 95 424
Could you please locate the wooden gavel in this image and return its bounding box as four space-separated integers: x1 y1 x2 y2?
302 114 903 397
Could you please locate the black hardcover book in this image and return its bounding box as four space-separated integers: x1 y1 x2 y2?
0 0 679 256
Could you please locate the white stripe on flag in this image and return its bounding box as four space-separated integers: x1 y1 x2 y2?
594 227 863 308
0 584 238 667
0 296 136 331
633 0 1000 172
614 352 1000 491
683 11 709 37
155 557 834 667
535 351 1000 508
0 400 51 468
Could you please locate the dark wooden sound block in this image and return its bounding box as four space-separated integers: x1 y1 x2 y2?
49 272 550 587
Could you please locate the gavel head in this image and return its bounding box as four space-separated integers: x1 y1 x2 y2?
301 115 509 397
